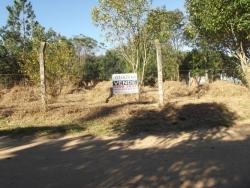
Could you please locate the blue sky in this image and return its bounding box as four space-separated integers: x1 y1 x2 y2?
0 0 185 45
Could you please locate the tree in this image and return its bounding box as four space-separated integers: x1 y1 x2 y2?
82 55 100 83
186 0 250 86
92 0 152 88
4 0 37 56
181 48 244 84
144 44 184 85
21 25 78 95
98 49 129 80
144 8 185 84
7 0 36 38
45 36 76 92
0 0 38 83
181 49 221 76
0 44 21 86
146 8 184 44
71 35 98 63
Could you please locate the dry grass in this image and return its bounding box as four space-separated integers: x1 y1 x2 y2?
164 81 191 98
0 80 249 137
1 86 39 104
205 81 249 97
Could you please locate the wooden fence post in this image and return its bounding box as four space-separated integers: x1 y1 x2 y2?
39 42 47 111
155 39 164 107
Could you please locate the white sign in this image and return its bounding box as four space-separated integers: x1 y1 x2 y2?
112 73 139 94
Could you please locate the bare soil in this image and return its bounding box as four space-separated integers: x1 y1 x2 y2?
1 124 250 188
0 81 250 187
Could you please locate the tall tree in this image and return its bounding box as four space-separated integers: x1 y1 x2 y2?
146 8 184 44
1 0 38 77
92 0 152 87
186 0 250 86
7 0 36 41
145 8 185 82
98 49 128 80
71 35 98 70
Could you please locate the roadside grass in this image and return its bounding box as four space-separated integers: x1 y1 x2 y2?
0 117 7 128
0 122 86 137
0 102 239 138
0 81 249 137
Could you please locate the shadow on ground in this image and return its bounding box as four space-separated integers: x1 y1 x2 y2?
80 101 154 122
0 106 14 119
0 102 249 187
112 102 237 135
0 131 250 188
80 102 238 137
0 102 238 138
0 124 86 137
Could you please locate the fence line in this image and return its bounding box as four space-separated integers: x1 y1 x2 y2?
0 68 242 75
0 68 243 89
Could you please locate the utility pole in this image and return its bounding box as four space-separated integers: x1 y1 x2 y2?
39 42 47 111
155 39 164 107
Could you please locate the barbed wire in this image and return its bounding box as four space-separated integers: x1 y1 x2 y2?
0 68 241 76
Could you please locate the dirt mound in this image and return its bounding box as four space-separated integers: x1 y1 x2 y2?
0 86 40 105
84 81 191 104
205 81 249 97
1 81 248 106
0 89 8 100
85 81 112 103
164 81 190 98
87 81 139 104
51 81 191 105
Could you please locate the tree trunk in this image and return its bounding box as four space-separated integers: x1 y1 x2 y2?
244 66 250 88
235 45 250 87
39 42 47 111
238 58 250 87
155 39 164 107
176 64 180 81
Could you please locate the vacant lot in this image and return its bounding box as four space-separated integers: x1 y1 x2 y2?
0 81 250 136
0 81 250 188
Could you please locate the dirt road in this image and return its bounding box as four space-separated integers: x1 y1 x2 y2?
1 125 250 188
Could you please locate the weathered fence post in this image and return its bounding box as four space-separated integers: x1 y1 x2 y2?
155 39 164 107
188 70 191 87
39 42 47 111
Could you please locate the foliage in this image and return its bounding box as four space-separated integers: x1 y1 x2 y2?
92 0 152 87
181 49 222 76
0 44 22 86
3 0 37 63
71 35 98 57
78 49 129 83
144 45 184 86
71 34 99 73
81 55 101 82
0 45 19 74
98 50 129 80
0 0 38 85
20 26 77 83
186 0 250 85
92 0 151 44
143 8 185 85
181 49 244 82
146 8 184 43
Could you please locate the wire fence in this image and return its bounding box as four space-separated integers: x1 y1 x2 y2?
0 74 31 88
0 68 244 89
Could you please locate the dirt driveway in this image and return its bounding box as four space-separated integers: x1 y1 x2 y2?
1 125 250 188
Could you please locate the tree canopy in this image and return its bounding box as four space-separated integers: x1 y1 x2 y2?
186 0 250 85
